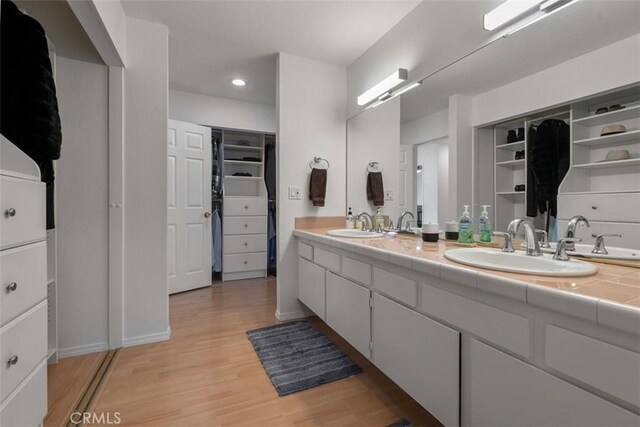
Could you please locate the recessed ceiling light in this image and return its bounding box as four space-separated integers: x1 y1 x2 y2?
232 79 246 87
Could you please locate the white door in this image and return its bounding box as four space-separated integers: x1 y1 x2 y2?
399 145 414 217
167 119 212 294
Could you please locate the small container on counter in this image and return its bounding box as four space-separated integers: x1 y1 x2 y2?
422 223 439 242
445 221 459 241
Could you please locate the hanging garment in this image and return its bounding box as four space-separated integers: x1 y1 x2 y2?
264 142 276 201
309 168 327 207
529 119 570 218
219 140 225 191
268 209 276 268
526 126 538 218
212 210 222 272
212 135 220 196
1 0 62 229
366 172 385 206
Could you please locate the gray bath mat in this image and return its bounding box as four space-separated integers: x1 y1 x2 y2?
386 419 412 427
246 321 362 396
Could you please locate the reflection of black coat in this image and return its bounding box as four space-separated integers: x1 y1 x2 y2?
527 119 569 218
1 0 62 229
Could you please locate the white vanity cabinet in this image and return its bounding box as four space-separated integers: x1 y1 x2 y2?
297 257 326 320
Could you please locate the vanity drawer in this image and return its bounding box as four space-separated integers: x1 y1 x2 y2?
0 301 47 401
545 325 640 406
342 256 371 286
225 197 265 216
0 176 46 250
298 242 313 260
314 247 340 272
556 220 640 250
223 253 267 273
224 216 267 235
0 359 47 427
373 267 417 307
224 234 267 254
557 193 640 222
0 242 47 326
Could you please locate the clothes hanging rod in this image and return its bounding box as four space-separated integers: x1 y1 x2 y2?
528 110 570 124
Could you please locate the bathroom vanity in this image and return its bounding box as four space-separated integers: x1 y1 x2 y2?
294 223 639 426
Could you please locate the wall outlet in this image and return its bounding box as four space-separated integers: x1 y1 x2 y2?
289 186 302 200
384 190 394 201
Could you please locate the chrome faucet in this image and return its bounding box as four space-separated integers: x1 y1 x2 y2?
396 211 415 231
554 238 582 261
592 233 622 255
356 212 374 232
508 217 543 256
535 229 551 248
565 215 590 250
493 231 514 253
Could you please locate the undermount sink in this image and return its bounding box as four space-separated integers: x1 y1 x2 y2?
536 243 639 262
326 229 384 238
444 248 597 277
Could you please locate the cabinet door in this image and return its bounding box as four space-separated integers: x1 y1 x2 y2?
298 257 325 320
326 272 371 358
469 338 639 426
373 294 459 426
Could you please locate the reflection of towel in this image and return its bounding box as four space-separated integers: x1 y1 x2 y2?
309 168 327 207
367 172 384 206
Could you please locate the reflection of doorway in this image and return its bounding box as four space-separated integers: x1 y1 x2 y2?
415 139 449 228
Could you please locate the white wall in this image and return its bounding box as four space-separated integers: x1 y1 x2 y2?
347 98 401 220
448 94 473 221
401 108 448 146
416 139 449 228
169 90 276 133
56 56 110 355
277 52 347 319
122 17 170 343
472 34 640 127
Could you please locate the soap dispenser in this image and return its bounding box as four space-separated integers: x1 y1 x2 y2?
479 205 492 243
346 207 355 229
373 207 384 231
458 205 474 244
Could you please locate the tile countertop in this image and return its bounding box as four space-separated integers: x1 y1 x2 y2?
293 225 640 334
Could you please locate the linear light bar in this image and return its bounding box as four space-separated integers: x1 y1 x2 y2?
366 81 422 110
357 68 408 106
507 0 582 36
483 0 542 31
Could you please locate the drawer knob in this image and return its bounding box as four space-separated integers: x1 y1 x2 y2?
243 242 248 246
5 208 16 218
6 282 17 292
243 260 248 265
244 224 248 228
592 205 598 210
7 355 18 367
244 205 249 209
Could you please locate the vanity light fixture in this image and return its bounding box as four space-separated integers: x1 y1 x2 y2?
357 68 408 106
366 81 422 110
484 0 581 33
232 78 247 87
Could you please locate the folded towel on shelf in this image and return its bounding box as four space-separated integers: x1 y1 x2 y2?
367 171 384 206
309 168 327 207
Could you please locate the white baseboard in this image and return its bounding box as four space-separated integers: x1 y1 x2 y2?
275 309 309 322
123 326 172 348
58 342 109 359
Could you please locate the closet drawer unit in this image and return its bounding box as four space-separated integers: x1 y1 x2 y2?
223 234 267 254
0 360 47 427
556 220 640 250
0 242 47 326
557 193 640 222
0 300 47 401
224 252 268 273
223 216 267 235
0 176 45 250
225 198 266 216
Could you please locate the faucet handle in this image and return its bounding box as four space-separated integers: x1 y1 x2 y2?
554 238 582 261
404 220 413 231
535 229 551 248
591 233 622 255
493 231 514 253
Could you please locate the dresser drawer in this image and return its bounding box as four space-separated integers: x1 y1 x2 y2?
0 359 46 427
373 267 417 307
0 176 45 250
224 216 267 235
557 193 640 222
0 242 47 326
223 234 267 254
224 197 265 216
298 242 313 260
0 301 47 401
223 253 267 273
556 220 640 250
314 247 340 272
342 256 371 286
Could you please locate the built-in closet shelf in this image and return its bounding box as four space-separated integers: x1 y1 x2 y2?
47 349 56 360
495 141 525 151
573 130 640 147
225 144 263 152
560 190 640 196
496 159 525 168
224 160 263 166
496 191 525 196
573 158 640 170
573 105 640 127
47 279 55 286
224 175 262 180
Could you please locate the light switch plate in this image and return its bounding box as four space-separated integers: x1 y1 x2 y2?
384 190 394 201
289 186 302 200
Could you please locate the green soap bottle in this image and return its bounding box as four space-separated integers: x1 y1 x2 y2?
457 205 474 244
479 205 492 243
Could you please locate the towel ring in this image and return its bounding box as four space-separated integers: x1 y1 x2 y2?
367 161 383 173
309 156 330 170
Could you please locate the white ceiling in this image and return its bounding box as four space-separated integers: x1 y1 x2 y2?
121 0 421 105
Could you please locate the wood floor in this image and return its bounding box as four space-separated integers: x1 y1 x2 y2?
51 277 441 426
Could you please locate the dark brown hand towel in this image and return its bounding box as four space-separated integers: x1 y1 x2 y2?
309 168 327 207
367 171 384 206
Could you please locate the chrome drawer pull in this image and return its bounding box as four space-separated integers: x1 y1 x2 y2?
5 208 16 218
6 282 17 292
7 355 18 367
591 206 598 210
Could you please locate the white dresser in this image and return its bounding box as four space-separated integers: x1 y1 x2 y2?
0 135 48 426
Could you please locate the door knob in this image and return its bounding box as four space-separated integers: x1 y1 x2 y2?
204 212 212 218
5 208 16 218
7 355 18 367
6 282 17 292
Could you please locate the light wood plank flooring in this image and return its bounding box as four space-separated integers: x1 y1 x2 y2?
55 277 441 426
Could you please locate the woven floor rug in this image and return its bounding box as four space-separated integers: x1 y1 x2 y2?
246 321 363 396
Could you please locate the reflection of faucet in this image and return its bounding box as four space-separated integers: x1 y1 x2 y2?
396 211 414 231
508 217 542 256
356 212 374 232
591 233 622 255
554 238 582 261
565 215 589 250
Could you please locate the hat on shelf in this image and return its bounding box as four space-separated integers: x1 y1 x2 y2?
600 124 626 136
598 149 631 163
